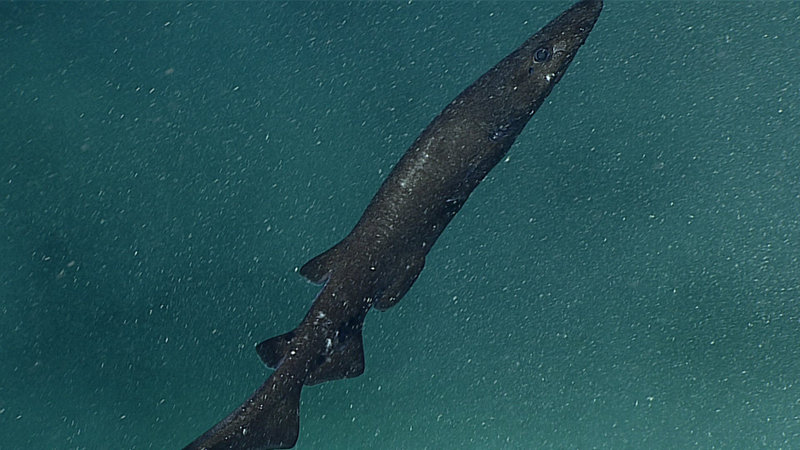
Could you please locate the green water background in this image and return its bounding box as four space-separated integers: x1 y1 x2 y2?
2 1 798 448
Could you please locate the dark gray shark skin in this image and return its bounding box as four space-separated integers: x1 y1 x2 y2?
184 1 602 448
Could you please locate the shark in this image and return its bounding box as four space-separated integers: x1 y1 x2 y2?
184 0 603 448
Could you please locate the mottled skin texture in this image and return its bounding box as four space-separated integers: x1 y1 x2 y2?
185 1 602 448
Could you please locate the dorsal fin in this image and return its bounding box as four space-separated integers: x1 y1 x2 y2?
255 331 295 369
299 242 344 284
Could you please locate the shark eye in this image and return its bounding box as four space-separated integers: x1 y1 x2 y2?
533 47 551 63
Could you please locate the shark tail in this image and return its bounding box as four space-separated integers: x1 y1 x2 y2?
183 372 302 450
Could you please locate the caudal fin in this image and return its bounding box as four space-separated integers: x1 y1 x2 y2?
183 373 302 450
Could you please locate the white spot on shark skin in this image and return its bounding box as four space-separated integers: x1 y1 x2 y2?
399 150 431 189
313 310 328 326
545 74 553 82
325 338 333 352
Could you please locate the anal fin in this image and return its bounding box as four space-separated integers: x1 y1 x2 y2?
255 326 365 386
306 327 365 385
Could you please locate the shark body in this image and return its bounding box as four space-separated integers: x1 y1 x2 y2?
185 1 602 448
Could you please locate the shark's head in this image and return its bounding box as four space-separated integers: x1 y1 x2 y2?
521 0 603 91
472 0 602 146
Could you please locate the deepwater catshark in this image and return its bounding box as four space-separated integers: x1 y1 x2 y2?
185 0 603 448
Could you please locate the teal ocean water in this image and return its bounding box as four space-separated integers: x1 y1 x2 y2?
2 2 798 448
